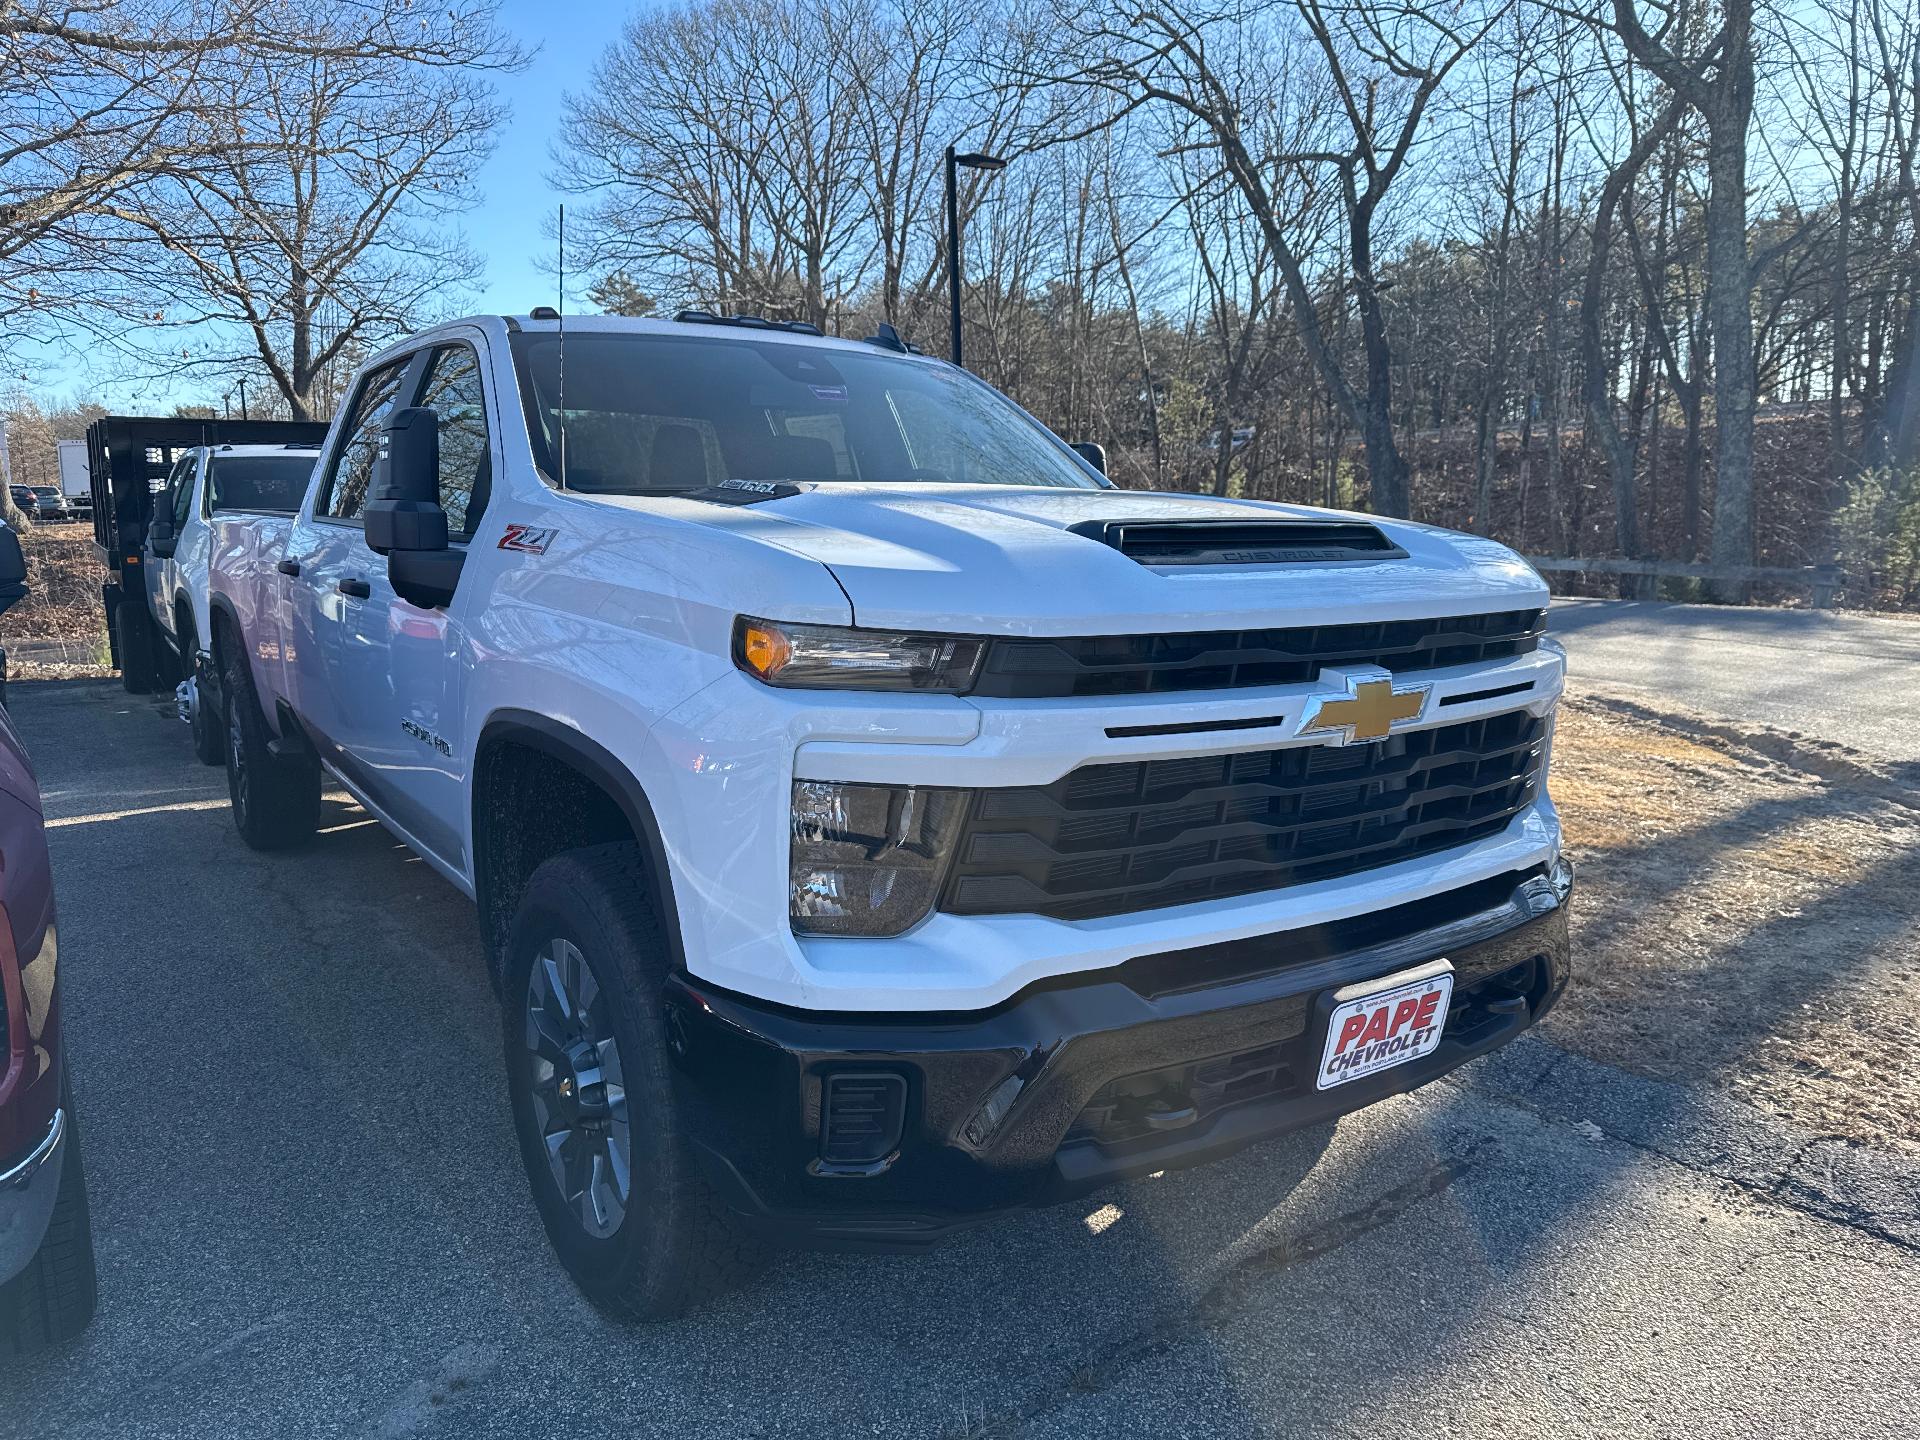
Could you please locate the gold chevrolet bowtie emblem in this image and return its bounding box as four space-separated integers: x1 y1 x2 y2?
1299 676 1430 744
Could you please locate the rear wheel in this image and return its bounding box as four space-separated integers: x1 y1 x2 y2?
503 843 758 1320
221 643 319 849
0 1094 99 1355
113 599 157 695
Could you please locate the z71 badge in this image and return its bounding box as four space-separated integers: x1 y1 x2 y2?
499 524 557 554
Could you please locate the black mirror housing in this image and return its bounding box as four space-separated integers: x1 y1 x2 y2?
365 406 445 557
365 405 465 608
388 548 465 610
148 519 177 557
1070 441 1107 476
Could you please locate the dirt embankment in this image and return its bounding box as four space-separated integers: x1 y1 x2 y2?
3 526 112 676
1547 693 1920 1152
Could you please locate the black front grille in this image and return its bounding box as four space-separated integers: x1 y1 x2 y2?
943 710 1548 921
971 609 1544 699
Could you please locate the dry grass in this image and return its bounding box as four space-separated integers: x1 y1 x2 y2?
3 524 113 677
1547 694 1920 1152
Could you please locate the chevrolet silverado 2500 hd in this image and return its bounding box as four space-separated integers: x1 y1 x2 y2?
142 442 320 764
204 311 1573 1318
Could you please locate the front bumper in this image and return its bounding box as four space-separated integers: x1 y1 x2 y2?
0 1107 67 1284
668 863 1572 1248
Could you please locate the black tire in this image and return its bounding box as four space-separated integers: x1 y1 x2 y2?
0 1096 99 1355
189 671 225 766
182 628 225 767
221 643 320 849
114 599 156 695
503 843 759 1320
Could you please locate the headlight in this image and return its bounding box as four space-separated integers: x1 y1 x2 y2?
736 617 986 693
790 781 965 936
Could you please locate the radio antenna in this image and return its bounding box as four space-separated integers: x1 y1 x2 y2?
556 203 568 492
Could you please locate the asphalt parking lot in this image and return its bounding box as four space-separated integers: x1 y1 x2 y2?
1550 600 1920 765
3 678 1916 1439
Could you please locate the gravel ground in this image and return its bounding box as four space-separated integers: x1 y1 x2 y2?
0 679 1914 1439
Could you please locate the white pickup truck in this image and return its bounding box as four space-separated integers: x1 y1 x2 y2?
137 441 319 761
204 311 1573 1318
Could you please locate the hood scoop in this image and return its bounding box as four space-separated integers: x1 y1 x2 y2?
1068 517 1407 567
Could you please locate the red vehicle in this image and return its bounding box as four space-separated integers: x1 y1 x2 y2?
0 525 97 1353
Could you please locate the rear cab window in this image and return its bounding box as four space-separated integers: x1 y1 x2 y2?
206 454 317 516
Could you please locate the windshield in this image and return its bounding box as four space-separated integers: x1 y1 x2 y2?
507 331 1104 494
207 454 315 514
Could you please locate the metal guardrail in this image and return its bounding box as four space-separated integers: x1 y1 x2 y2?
1525 556 1844 608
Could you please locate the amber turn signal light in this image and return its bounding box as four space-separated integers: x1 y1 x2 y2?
739 622 793 680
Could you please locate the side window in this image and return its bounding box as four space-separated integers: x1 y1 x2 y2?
172 460 196 530
416 345 490 538
156 456 191 534
318 360 407 523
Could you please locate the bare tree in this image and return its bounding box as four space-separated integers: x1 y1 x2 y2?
1599 0 1758 597
1032 0 1507 516
78 1 522 419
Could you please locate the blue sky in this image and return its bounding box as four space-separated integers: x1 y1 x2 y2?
29 0 640 409
466 0 635 315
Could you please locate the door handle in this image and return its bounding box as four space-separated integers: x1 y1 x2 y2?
337 577 371 599
276 559 301 577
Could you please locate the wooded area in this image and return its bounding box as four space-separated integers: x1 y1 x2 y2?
4 0 1918 607
558 0 1920 607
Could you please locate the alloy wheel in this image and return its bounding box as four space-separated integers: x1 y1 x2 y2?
524 938 632 1240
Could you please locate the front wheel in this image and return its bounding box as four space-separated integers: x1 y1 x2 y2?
503 843 759 1320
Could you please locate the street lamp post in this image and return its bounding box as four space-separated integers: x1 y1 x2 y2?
945 145 1009 367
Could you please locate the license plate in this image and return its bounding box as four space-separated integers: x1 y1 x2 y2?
1316 960 1455 1091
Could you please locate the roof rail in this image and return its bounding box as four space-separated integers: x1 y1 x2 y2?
673 309 824 337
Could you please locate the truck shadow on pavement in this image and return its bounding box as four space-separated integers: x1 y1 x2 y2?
4 678 1914 1439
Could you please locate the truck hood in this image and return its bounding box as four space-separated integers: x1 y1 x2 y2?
660 484 1545 634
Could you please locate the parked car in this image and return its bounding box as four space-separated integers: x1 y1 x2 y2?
136 443 320 763
0 526 98 1353
27 488 69 524
203 311 1572 1318
7 486 35 522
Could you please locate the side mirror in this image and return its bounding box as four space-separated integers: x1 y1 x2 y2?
364 406 445 557
1070 441 1107 476
148 518 177 557
0 525 26 619
365 406 464 610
